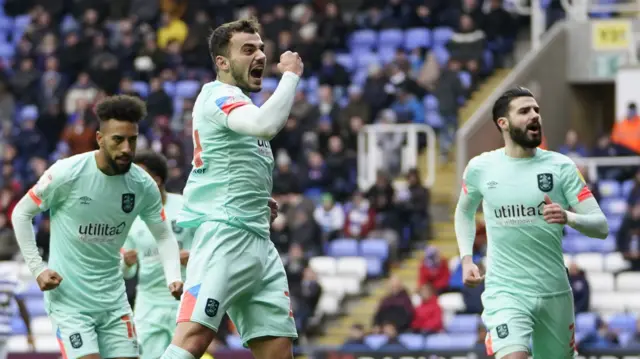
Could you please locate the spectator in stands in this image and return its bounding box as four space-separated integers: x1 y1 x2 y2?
376 109 405 176
568 262 590 313
577 164 601 203
411 283 443 334
339 85 371 130
433 59 466 158
0 80 15 131
0 213 18 260
294 267 322 334
314 193 346 242
290 208 323 257
379 322 408 351
447 14 485 83
344 191 376 240
558 129 588 159
616 203 640 271
397 168 431 242
270 215 290 254
373 275 415 333
284 243 308 290
318 51 350 88
14 106 49 163
462 261 484 314
272 151 302 196
626 169 640 205
325 136 354 201
418 246 450 294
303 151 330 192
611 102 640 155
341 324 370 350
34 215 50 261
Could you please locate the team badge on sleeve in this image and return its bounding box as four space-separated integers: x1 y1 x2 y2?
121 193 136 213
537 173 554 192
33 171 53 197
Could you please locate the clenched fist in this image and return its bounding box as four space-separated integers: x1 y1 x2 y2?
169 281 184 300
36 269 63 291
543 194 568 225
122 249 137 267
277 51 304 77
461 257 484 288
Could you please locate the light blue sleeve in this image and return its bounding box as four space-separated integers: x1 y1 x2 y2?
559 161 593 208
455 157 484 258
138 177 166 226
28 160 72 211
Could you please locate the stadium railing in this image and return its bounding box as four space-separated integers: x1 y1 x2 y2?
357 123 436 189
573 156 640 182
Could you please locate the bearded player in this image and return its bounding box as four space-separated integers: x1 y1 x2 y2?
455 87 608 359
161 18 302 359
11 95 183 359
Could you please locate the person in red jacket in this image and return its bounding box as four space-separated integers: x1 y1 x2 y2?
411 283 444 334
417 246 450 293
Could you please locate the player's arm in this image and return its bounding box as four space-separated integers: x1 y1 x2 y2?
559 165 608 239
139 183 182 297
221 72 300 140
454 161 484 260
11 164 67 284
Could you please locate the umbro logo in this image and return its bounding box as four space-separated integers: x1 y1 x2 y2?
487 181 498 189
80 196 92 205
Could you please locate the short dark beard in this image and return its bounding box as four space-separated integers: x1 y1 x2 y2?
508 125 542 149
106 155 132 175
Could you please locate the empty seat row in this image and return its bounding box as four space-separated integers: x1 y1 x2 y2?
348 27 454 51
362 332 476 350
564 252 630 273
598 179 635 199
585 272 640 291
309 256 367 280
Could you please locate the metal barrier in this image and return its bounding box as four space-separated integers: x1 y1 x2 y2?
357 123 436 190
572 155 640 181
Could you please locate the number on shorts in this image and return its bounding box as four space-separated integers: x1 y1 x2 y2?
193 129 204 168
569 323 576 351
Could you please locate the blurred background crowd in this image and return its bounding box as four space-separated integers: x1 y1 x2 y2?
1 0 640 357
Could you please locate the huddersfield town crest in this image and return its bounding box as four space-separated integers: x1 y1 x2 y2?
537 173 553 192
205 298 219 317
122 193 135 213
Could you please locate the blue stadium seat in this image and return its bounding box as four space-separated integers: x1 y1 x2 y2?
608 215 623 234
621 180 634 197
576 312 598 333
360 238 389 260
599 179 620 198
327 238 358 257
334 53 354 72
348 30 377 50
378 29 404 48
618 331 635 346
432 47 450 67
398 333 425 349
364 334 387 349
132 81 149 98
261 77 278 92
423 95 438 111
425 110 443 128
562 237 576 253
25 282 42 298
365 257 383 277
306 76 319 92
13 15 31 31
0 16 12 32
600 198 627 216
483 50 494 72
11 316 27 335
592 235 616 253
565 225 581 237
571 237 594 253
0 42 15 60
607 314 637 332
425 333 476 350
225 335 243 349
26 297 46 317
163 82 176 97
446 314 480 333
432 27 454 46
353 51 379 69
351 69 368 86
175 80 200 99
404 28 431 50
377 46 397 64
458 71 472 89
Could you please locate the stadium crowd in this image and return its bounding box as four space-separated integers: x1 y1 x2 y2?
3 0 639 356
0 0 518 349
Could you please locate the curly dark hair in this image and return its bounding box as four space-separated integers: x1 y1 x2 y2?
95 95 147 124
208 17 261 66
134 150 169 185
